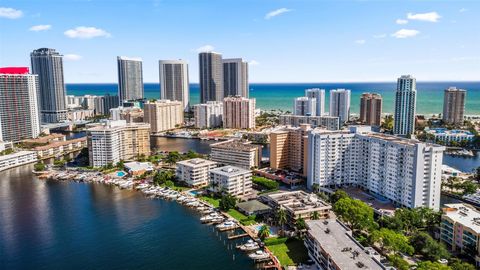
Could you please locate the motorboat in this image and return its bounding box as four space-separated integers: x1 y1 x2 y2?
248 250 270 260
216 220 237 230
238 240 260 251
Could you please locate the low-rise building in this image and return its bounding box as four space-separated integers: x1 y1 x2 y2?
0 150 37 172
441 203 480 267
426 128 475 145
279 114 339 130
124 161 154 176
305 219 385 270
210 140 261 169
209 165 252 198
66 109 95 121
260 190 331 227
32 137 87 159
176 158 218 187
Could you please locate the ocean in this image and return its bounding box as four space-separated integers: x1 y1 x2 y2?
66 82 480 115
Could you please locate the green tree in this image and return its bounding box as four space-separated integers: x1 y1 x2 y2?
387 255 410 270
116 160 124 169
164 180 174 188
276 208 288 235
219 194 236 211
410 231 450 261
34 162 46 171
258 225 270 240
330 190 348 204
371 228 414 255
153 170 176 185
53 159 66 167
449 258 475 270
415 261 450 270
310 211 320 220
334 197 376 232
165 151 181 166
184 150 200 159
295 217 307 232
311 183 320 193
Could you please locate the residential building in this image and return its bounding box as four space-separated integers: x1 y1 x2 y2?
426 128 475 144
159 60 190 111
0 151 37 172
30 48 67 123
143 100 184 133
441 203 480 267
210 140 261 169
305 88 325 116
0 67 41 142
193 101 223 128
260 190 331 227
443 87 466 126
223 58 248 98
209 165 252 197
329 89 351 124
124 161 154 176
87 120 150 167
307 126 445 210
359 93 382 126
103 94 120 115
66 109 95 121
305 219 385 270
109 106 144 123
223 96 256 129
270 124 311 175
176 158 218 187
279 115 339 130
31 137 87 159
294 97 316 116
117 56 144 102
394 75 417 136
199 52 223 103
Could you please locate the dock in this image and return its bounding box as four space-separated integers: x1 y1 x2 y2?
228 233 249 240
218 225 239 232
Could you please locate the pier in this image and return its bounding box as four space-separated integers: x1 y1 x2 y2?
228 233 249 240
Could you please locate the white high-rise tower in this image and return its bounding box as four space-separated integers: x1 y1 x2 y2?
393 75 417 136
329 89 351 124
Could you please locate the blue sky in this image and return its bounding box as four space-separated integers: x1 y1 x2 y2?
1 0 479 83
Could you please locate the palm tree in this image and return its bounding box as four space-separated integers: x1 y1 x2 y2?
276 208 288 236
312 183 320 193
258 225 270 240
295 217 307 238
310 211 320 220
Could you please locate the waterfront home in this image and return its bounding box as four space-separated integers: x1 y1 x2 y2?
124 162 154 176
426 128 475 145
0 150 37 172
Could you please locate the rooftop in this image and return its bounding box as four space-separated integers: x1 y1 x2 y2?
210 165 251 177
306 219 384 270
236 200 271 214
210 140 260 152
0 67 30 74
443 203 480 234
177 158 217 167
22 133 65 144
124 162 154 172
427 128 473 136
33 137 86 151
263 190 331 214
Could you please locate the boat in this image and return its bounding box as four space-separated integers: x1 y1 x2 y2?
238 240 260 251
216 220 237 230
248 250 270 260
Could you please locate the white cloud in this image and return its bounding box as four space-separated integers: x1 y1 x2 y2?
64 26 111 39
391 29 420 38
396 19 408 25
265 8 292 19
249 60 260 66
407 12 441 22
195 44 215 53
459 8 468 13
64 54 82 61
0 7 23 19
373 34 387 39
355 39 366 45
29 24 52 32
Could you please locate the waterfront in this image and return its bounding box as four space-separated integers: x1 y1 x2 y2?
0 165 255 270
66 82 480 115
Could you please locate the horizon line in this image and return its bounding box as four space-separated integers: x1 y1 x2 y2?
65 80 480 84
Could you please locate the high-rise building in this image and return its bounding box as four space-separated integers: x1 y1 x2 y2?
0 67 41 142
109 106 144 123
30 48 68 123
279 115 340 130
443 87 466 126
117 56 144 102
87 120 150 167
359 93 382 126
270 124 311 175
159 60 190 111
394 75 417 136
193 101 223 129
294 97 317 116
103 94 120 115
307 126 444 210
223 58 248 98
199 52 223 103
329 89 351 124
305 88 325 116
223 96 256 129
143 100 184 133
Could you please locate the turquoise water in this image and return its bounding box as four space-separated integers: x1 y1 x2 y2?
117 171 126 177
66 82 480 115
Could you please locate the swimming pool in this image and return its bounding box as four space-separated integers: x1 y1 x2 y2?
117 171 126 177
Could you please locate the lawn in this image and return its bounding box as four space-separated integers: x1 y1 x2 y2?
265 237 309 266
200 195 220 208
227 209 247 221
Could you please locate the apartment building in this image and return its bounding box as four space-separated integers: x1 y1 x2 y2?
307 126 445 210
223 96 256 129
270 124 311 175
0 151 37 172
210 140 261 169
176 158 218 187
193 101 223 129
279 115 340 131
143 100 184 133
209 165 252 198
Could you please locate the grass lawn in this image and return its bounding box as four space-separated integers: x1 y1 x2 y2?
227 209 247 221
265 237 309 266
200 195 220 208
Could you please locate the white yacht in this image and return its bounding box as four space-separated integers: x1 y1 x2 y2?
238 240 260 251
248 250 270 260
